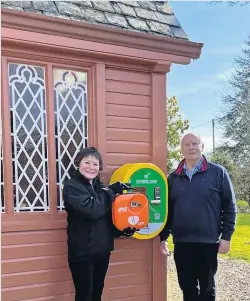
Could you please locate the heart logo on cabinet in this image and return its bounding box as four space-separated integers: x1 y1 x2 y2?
128 216 139 225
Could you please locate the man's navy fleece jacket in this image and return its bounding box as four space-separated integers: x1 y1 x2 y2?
160 157 237 244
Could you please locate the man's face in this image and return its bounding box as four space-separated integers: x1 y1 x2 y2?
181 134 204 161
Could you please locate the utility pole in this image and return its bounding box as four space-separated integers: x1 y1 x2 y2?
212 119 215 153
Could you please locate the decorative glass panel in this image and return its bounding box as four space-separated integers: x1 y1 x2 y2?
8 63 49 212
54 69 87 211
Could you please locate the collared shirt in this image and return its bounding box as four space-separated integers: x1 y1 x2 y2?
184 157 204 180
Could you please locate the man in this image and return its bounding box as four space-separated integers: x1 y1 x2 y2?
160 132 237 301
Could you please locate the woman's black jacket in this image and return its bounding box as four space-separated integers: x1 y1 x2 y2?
63 171 122 263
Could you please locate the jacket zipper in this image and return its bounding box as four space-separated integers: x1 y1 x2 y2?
189 169 207 183
87 185 96 247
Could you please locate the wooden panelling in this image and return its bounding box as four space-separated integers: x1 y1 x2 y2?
111 248 152 262
2 237 151 274
104 295 151 301
106 283 151 300
106 153 151 166
114 238 151 250
2 280 74 301
2 282 151 301
2 255 151 277
106 92 150 107
21 294 75 301
107 128 150 143
106 69 150 85
106 104 150 119
106 80 151 96
106 271 151 288
105 68 152 177
1 219 67 233
2 242 67 260
1 229 67 245
2 255 68 274
2 267 151 289
107 141 150 154
2 268 72 288
20 293 152 301
2 230 152 301
106 116 150 130
109 259 152 276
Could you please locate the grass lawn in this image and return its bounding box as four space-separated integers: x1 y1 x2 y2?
167 213 250 263
222 213 250 263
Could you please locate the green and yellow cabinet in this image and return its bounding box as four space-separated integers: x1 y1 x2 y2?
110 163 168 240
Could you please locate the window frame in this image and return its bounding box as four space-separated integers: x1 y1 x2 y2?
1 55 99 231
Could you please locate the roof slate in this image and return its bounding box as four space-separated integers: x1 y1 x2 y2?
1 1 188 40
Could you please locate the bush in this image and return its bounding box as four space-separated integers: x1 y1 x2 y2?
237 200 250 213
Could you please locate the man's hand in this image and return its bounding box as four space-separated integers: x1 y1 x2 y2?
218 239 231 254
160 240 171 256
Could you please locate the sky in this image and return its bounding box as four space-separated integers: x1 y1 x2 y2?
167 1 250 153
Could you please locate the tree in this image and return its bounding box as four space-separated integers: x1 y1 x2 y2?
208 149 250 204
209 1 250 7
219 36 250 165
233 166 250 204
167 96 189 173
216 37 250 205
207 149 236 179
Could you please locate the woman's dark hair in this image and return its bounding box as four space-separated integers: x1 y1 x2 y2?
74 147 103 171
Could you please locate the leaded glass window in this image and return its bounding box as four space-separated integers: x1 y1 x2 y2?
8 63 49 212
2 62 89 215
53 69 87 211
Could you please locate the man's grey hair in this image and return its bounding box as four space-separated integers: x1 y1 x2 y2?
180 132 204 146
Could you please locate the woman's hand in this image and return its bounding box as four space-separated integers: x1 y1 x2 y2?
108 181 124 195
123 227 137 237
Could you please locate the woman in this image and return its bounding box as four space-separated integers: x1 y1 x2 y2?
63 147 135 301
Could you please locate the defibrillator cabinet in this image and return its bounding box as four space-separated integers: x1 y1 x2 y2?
110 163 168 240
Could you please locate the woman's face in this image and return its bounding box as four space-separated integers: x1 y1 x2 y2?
79 155 100 181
